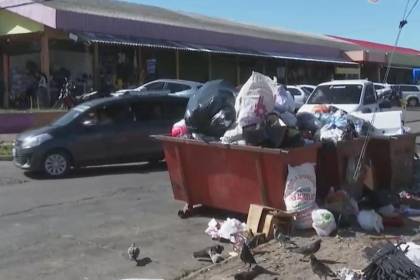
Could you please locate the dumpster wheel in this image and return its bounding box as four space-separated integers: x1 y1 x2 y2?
178 204 193 219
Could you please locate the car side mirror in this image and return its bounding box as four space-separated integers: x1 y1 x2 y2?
379 100 391 109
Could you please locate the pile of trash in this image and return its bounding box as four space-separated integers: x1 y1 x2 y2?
172 71 406 148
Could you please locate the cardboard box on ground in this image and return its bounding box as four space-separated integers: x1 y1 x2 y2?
246 204 294 240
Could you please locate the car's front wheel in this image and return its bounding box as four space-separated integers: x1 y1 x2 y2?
408 98 419 107
43 151 71 177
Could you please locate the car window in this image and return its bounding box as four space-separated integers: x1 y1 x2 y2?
307 84 363 104
144 82 165 91
163 98 188 121
302 87 314 93
364 84 376 104
166 83 191 93
131 101 164 121
401 85 419 92
81 103 131 126
287 88 302 96
374 85 384 90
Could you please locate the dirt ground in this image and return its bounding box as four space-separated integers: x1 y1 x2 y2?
179 216 420 280
175 159 420 280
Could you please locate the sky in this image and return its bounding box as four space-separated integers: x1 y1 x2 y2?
126 0 420 50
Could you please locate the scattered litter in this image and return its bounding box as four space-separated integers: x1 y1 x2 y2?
311 209 337 236
205 218 246 243
363 242 420 279
399 242 420 267
357 210 383 233
336 268 362 280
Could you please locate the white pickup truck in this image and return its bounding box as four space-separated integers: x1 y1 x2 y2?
298 79 389 114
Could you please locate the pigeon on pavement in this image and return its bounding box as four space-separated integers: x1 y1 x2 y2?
310 254 336 280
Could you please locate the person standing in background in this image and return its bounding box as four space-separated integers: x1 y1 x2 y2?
37 71 49 108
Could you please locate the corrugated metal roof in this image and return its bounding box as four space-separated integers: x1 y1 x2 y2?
76 32 357 64
329 35 420 56
40 0 356 50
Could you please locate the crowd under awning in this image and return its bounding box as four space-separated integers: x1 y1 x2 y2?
74 32 357 65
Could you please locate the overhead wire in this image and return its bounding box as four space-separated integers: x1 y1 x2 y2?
353 0 419 181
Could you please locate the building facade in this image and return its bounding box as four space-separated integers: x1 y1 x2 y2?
0 0 419 109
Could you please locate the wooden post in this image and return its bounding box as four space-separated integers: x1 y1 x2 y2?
175 49 180 79
236 56 240 86
2 53 9 108
92 43 99 89
208 53 212 81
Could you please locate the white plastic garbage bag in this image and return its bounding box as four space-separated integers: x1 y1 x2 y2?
357 210 384 233
400 242 420 267
220 123 243 144
205 218 246 243
311 209 337 236
235 72 276 128
284 163 317 229
274 85 296 114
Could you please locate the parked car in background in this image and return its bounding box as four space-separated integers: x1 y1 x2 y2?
112 79 203 98
298 84 316 93
13 94 189 177
286 85 312 108
395 84 420 107
298 80 390 114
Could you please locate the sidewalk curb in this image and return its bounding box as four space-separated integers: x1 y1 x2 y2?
0 156 12 161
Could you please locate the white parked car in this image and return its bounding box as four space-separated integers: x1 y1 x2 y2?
298 80 382 114
298 84 316 94
286 85 311 108
396 84 420 107
112 79 203 98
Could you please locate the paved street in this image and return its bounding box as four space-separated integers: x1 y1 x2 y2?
0 162 213 280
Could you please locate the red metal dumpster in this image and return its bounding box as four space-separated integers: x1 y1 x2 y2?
316 139 368 199
154 135 320 215
368 133 416 190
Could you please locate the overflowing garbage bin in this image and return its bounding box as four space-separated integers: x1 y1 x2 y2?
154 135 320 216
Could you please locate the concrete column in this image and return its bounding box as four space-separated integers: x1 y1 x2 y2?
92 43 99 89
175 50 180 79
2 53 9 108
137 47 144 84
208 53 212 81
236 56 240 86
40 33 50 79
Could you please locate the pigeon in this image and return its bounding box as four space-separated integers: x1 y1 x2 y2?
193 245 224 259
208 246 224 264
128 243 140 264
273 224 297 248
290 239 322 259
240 242 257 270
310 255 336 280
233 265 277 280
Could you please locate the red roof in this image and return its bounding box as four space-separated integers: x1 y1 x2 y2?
329 35 420 56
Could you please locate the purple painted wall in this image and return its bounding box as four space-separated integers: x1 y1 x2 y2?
56 11 344 60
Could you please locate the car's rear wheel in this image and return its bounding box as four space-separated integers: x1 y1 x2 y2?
43 151 71 177
408 98 418 107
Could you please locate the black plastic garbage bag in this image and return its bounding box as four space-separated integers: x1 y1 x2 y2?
242 113 286 148
185 80 236 138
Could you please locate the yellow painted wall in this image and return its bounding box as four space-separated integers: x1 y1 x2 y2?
0 10 44 35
